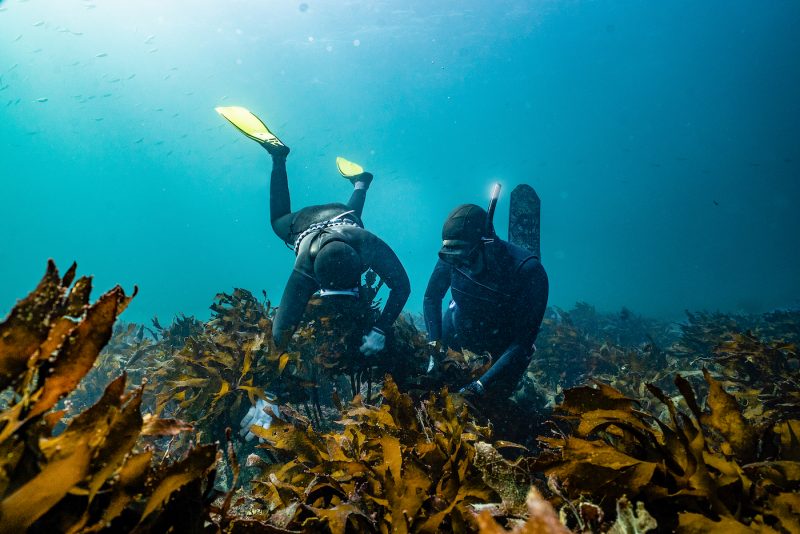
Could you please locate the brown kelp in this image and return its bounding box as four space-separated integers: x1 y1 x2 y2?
240 377 513 532
0 262 217 532
534 369 800 532
5 260 799 532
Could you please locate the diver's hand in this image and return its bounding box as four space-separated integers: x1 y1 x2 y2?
427 340 444 373
239 398 280 442
360 327 386 356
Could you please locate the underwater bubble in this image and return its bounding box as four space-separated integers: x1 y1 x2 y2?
308 36 314 42
353 39 361 47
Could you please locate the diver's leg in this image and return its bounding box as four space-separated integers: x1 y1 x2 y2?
269 155 294 242
345 172 373 219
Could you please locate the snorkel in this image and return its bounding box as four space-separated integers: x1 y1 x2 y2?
484 182 501 241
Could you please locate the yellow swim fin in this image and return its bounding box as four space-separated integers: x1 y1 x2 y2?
336 156 364 178
215 106 285 148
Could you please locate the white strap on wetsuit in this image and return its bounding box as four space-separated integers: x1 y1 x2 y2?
319 287 360 297
293 211 359 253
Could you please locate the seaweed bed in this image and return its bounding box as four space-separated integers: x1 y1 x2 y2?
1 262 798 533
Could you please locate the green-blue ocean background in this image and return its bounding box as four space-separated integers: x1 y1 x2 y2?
2 0 798 325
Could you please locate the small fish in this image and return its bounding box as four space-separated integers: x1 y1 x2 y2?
713 200 719 206
144 35 155 44
35 97 48 103
108 78 121 83
134 138 144 144
127 73 136 79
14 35 22 42
95 117 104 122
95 52 108 58
33 21 45 27
71 31 84 36
149 48 159 53
102 93 112 97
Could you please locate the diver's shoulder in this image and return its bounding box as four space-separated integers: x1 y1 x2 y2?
497 239 540 264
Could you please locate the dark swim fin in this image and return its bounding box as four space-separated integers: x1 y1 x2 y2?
508 184 541 258
215 106 286 149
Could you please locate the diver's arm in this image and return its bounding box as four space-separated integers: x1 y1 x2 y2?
422 260 452 341
363 235 410 333
477 260 549 395
271 268 319 351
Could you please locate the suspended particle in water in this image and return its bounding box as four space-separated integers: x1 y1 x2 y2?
326 45 332 52
308 36 314 42
236 58 242 65
353 39 360 47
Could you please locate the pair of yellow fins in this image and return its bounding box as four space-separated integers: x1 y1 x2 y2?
215 105 364 178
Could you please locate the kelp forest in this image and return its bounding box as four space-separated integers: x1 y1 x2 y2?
0 261 798 533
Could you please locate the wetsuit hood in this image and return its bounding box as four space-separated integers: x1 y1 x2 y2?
313 240 361 291
439 204 488 264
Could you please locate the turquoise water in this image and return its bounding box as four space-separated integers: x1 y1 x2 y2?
2 0 798 324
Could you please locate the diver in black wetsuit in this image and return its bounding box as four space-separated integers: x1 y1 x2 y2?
269 151 411 357
218 107 410 440
264 141 410 358
423 199 549 404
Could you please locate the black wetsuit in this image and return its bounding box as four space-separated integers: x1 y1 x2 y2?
423 239 549 398
268 155 410 350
